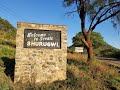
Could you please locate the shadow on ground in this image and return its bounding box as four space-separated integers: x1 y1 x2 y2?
1 57 15 81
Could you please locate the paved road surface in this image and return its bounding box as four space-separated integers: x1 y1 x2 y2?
96 57 120 67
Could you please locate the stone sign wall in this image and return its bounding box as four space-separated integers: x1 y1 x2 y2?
14 22 67 85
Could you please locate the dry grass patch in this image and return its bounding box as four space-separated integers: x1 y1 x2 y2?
67 53 87 62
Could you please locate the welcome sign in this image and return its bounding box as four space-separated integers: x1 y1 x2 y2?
24 29 61 49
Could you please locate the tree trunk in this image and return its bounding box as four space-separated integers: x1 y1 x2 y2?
86 32 94 64
81 30 94 64
86 41 94 64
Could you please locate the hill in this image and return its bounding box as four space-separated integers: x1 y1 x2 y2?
0 17 16 89
68 32 120 59
0 17 16 32
0 17 16 58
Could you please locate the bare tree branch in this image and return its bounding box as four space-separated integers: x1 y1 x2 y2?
99 10 120 24
89 2 120 30
89 7 103 30
91 9 120 30
98 3 120 21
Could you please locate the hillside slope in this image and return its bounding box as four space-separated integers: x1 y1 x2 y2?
0 17 16 32
0 17 16 89
68 32 120 58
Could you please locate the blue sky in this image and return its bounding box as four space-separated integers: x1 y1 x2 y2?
0 0 120 49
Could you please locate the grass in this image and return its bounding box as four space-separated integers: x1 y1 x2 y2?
54 53 119 90
0 46 15 58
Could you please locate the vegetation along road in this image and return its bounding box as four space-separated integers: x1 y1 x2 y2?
96 56 120 67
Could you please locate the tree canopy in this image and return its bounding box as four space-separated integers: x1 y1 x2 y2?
72 32 106 49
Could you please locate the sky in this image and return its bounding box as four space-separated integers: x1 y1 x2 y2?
0 0 120 49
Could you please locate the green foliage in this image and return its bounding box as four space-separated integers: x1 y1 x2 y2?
0 46 15 58
0 17 16 58
72 32 106 49
94 45 120 58
67 46 75 53
0 29 16 41
0 83 10 90
0 17 16 48
72 32 84 47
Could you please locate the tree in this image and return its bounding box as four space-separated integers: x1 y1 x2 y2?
72 32 106 49
63 0 120 64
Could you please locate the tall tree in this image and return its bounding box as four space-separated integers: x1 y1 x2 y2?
64 0 120 64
